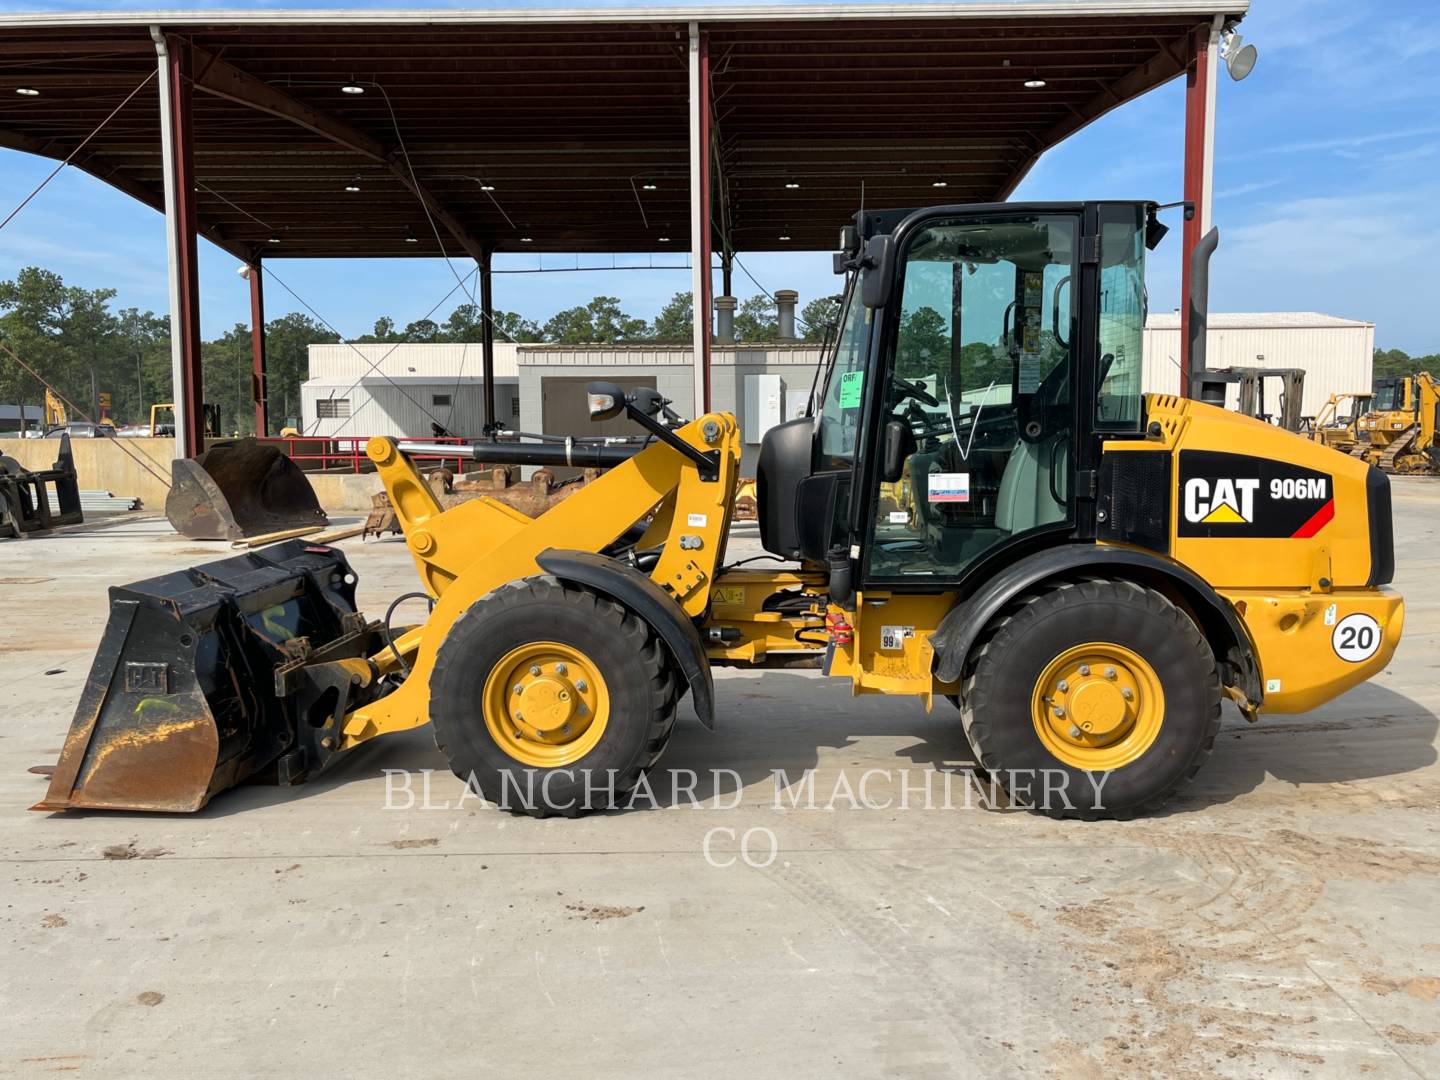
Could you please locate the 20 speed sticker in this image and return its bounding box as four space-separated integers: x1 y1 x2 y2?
1331 613 1382 663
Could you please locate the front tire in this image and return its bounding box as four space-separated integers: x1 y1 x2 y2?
960 579 1221 819
429 575 674 816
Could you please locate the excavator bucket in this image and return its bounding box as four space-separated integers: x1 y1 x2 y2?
166 438 328 540
33 540 383 813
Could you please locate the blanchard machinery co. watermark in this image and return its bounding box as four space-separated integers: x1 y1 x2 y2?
382 765 1113 813
383 766 1115 865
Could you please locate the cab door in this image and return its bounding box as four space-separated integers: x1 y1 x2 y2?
861 211 1083 585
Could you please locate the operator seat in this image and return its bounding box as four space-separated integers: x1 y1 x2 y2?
993 433 1068 535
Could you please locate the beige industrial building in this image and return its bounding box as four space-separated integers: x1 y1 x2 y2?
1141 311 1375 416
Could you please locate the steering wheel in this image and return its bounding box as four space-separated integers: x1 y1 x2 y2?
892 375 939 408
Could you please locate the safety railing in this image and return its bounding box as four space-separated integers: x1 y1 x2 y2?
254 435 475 474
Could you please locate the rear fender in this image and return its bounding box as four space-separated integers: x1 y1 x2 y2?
930 544 1261 705
536 548 716 729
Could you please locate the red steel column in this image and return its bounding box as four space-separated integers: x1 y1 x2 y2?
1178 24 1209 397
249 258 268 436
166 36 205 452
698 29 712 413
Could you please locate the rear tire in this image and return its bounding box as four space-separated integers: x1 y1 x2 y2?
960 579 1221 819
429 575 674 816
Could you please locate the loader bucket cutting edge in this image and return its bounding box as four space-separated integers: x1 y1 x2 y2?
33 540 375 814
166 438 328 541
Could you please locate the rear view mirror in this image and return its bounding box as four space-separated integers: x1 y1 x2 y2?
586 380 626 421
881 418 916 484
860 234 895 309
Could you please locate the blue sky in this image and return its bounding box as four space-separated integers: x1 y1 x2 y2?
2 0 1439 352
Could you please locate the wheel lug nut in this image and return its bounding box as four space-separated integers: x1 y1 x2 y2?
1105 667 1117 679
578 702 588 715
555 663 568 676
514 684 524 695
1057 680 1068 693
1053 706 1065 718
1121 688 1134 700
515 712 524 722
575 679 588 692
529 665 542 676
561 724 571 735
1068 726 1082 739
1078 664 1091 676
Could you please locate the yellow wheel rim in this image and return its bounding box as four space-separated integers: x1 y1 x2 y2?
481 641 610 767
1030 642 1163 771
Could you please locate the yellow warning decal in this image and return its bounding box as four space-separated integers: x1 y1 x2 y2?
711 586 746 606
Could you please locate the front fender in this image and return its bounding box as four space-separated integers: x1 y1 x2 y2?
536 548 716 729
930 544 1260 703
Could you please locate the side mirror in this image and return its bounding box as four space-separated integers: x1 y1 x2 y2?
881 418 916 484
860 234 895 309
586 380 626 421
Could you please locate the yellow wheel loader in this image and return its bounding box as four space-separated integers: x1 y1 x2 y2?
35 201 1403 819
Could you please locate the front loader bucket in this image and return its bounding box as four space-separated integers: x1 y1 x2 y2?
166 438 328 540
34 540 377 813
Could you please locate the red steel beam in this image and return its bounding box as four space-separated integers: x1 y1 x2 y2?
249 258 268 436
699 28 713 414
166 35 206 455
1178 23 1208 398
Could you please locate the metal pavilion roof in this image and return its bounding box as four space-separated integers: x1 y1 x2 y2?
0 2 1247 261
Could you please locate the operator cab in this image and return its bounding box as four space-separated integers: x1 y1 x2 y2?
757 201 1164 595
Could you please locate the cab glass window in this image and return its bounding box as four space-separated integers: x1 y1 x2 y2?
816 283 871 466
1096 204 1146 430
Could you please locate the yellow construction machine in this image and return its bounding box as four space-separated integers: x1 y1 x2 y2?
35 202 1403 819
1307 391 1371 454
1351 373 1440 474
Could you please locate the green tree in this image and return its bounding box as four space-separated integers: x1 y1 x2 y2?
542 296 646 344
354 316 402 344
491 310 541 343
401 317 440 343
115 307 172 425
264 312 337 430
799 294 843 343
649 291 692 342
733 294 777 342
0 267 126 424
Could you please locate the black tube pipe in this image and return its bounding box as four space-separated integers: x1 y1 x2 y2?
1187 226 1220 398
397 439 644 469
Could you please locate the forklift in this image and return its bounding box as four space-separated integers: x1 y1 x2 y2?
36 201 1401 820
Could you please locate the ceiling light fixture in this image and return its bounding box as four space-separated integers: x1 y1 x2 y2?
405 235 418 243
785 181 800 189
340 82 365 95
932 180 948 188
15 86 40 97
1023 78 1047 89
657 236 671 242
345 184 360 192
478 182 496 192
520 236 533 243
266 235 281 244
641 180 658 191
778 233 792 241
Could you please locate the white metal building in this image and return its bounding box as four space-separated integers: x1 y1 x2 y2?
1141 312 1374 418
302 343 520 438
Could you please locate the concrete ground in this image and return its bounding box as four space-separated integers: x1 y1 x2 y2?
3 483 1438 1079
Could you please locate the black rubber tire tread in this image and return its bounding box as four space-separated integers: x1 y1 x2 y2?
960 578 1222 820
429 574 672 817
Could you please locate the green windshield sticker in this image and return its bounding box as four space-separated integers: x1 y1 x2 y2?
838 370 864 408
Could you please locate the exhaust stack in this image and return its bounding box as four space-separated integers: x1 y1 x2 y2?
1186 227 1224 405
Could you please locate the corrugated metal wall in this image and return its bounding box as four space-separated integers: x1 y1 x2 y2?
1141 323 1374 417
301 380 518 438
307 342 520 380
